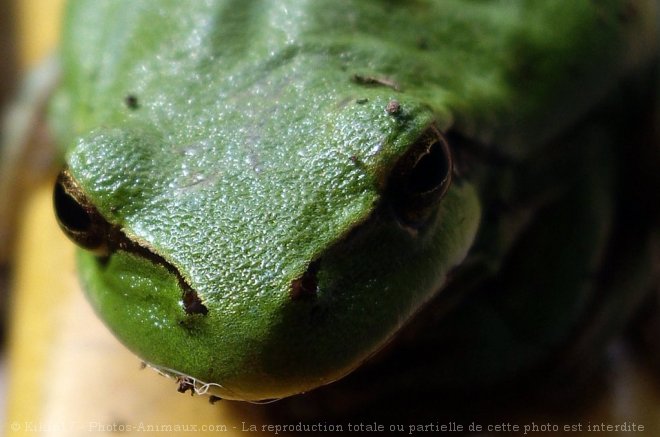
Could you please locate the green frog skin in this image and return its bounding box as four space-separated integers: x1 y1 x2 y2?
51 0 659 401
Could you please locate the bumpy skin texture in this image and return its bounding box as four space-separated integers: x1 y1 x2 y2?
53 1 657 401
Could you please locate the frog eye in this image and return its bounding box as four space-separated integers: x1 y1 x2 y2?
53 170 111 256
386 126 452 228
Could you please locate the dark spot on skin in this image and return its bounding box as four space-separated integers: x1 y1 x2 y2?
209 395 222 404
124 94 139 110
177 376 196 395
417 37 430 50
386 100 401 115
348 155 367 171
350 154 368 172
139 362 147 370
182 289 209 315
352 74 401 91
96 255 111 268
290 260 320 299
356 98 369 104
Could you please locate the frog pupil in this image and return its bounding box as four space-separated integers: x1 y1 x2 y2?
408 141 450 194
53 170 110 254
54 180 92 232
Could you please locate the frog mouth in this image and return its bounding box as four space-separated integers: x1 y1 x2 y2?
53 169 208 315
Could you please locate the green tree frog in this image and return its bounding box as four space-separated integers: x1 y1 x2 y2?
50 0 659 402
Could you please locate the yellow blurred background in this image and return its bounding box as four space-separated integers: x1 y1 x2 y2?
0 0 63 429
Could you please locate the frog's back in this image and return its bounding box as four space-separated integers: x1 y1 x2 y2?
57 0 655 156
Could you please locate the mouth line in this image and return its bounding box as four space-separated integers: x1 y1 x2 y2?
56 169 208 316
99 234 209 316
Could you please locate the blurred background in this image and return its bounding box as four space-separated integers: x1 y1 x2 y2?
0 1 658 436
1 0 64 432
0 0 19 427
0 0 19 113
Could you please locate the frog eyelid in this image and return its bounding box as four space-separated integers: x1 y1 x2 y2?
385 125 453 228
54 169 113 255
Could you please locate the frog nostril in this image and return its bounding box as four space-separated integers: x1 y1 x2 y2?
290 260 320 299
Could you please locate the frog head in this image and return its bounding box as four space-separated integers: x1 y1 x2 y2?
52 0 650 401
54 79 479 400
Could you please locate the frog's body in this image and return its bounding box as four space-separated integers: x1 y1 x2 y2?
50 0 659 401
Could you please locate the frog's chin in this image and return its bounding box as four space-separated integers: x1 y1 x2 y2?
77 250 346 400
76 181 482 402
143 361 341 402
139 362 270 403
